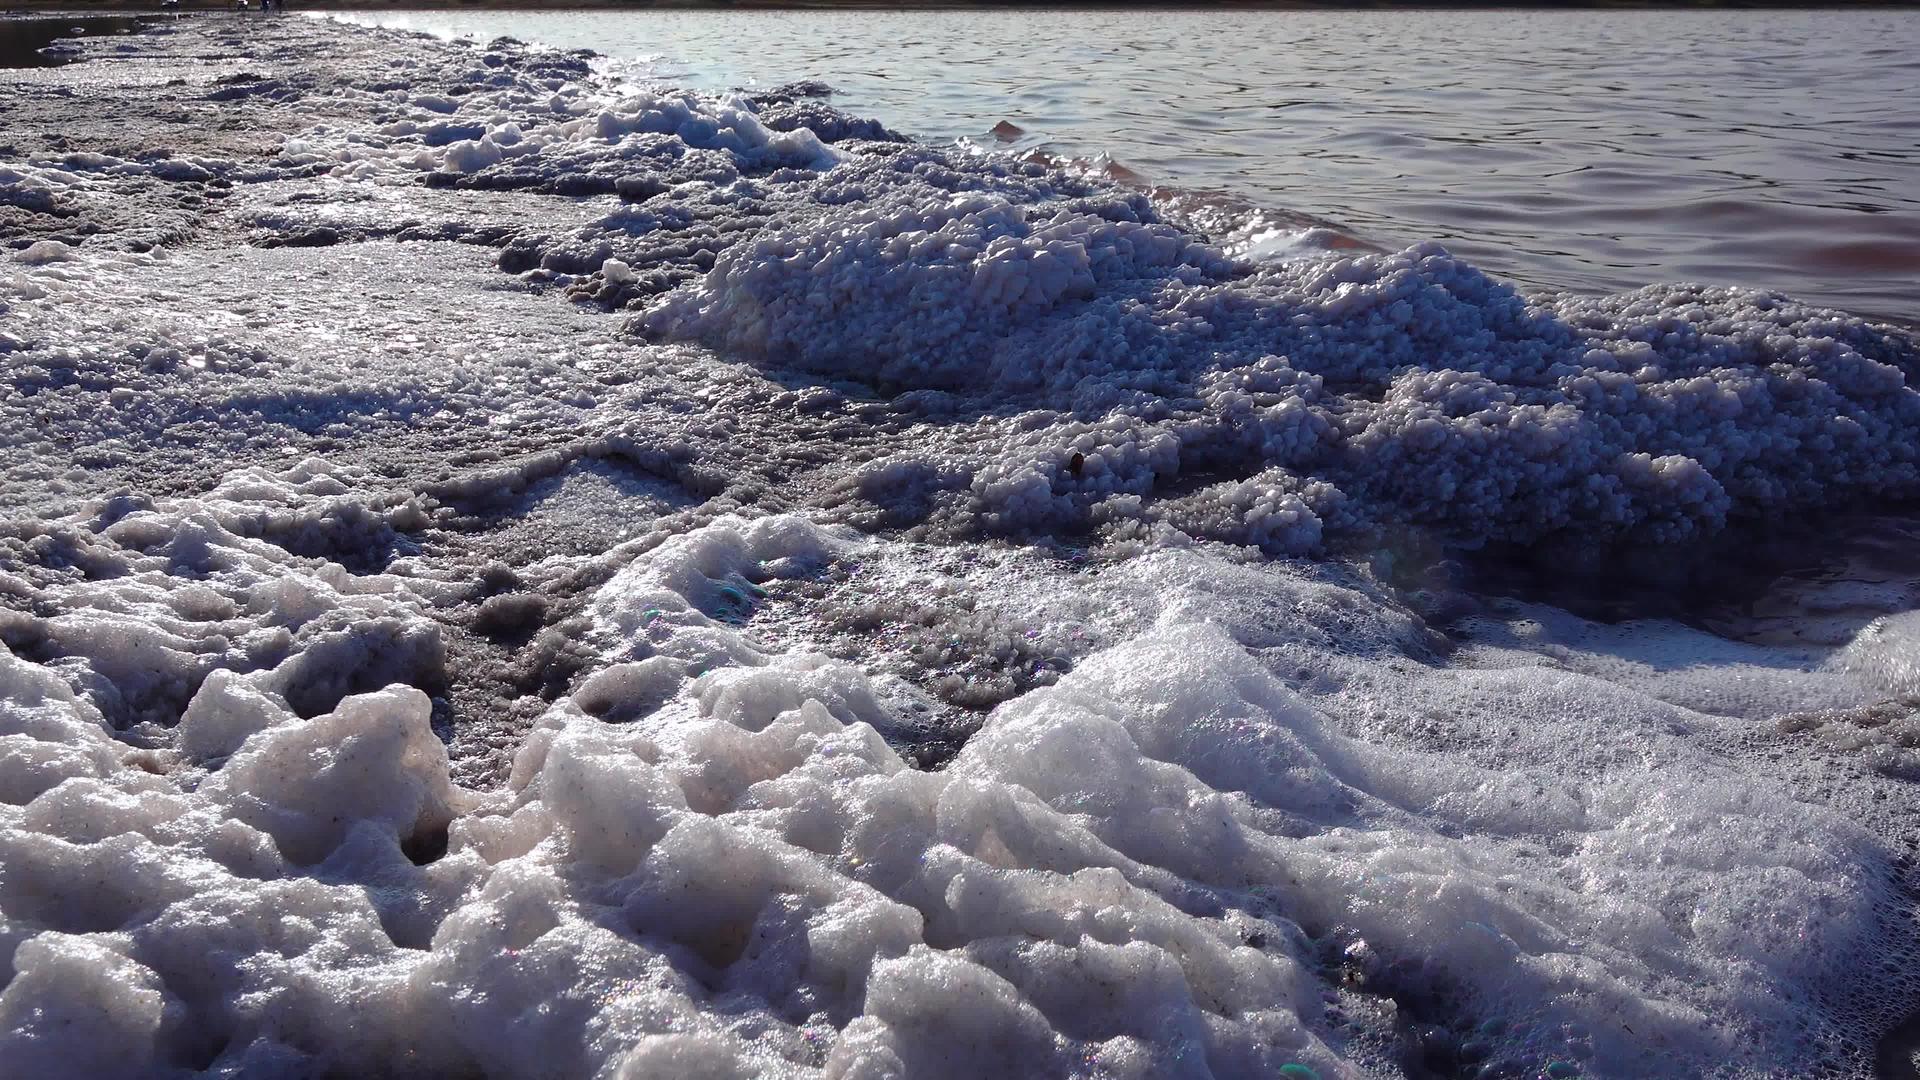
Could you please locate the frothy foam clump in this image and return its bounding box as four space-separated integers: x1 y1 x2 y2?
1839 610 1920 699
3 478 1915 1078
648 179 1918 551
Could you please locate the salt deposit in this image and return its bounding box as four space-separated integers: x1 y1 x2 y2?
1 16 1917 1080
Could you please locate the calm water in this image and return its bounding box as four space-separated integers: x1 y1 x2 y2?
325 8 1920 320
0 15 157 68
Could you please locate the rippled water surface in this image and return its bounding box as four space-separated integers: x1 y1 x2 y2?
325 8 1920 318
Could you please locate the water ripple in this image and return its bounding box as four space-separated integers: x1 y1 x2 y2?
327 8 1920 320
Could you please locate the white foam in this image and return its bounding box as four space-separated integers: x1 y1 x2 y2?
3 20 1917 1080
2 485 1911 1076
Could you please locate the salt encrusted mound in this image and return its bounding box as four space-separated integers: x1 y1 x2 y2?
643 188 1918 549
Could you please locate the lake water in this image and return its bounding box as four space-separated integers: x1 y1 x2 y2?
323 7 1920 322
0 14 157 68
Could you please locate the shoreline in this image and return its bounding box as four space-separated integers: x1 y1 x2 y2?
2 14 1918 1080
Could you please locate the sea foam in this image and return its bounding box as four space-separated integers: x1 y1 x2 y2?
2 18 1917 1080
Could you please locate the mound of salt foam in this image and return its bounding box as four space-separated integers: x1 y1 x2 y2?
1837 610 1920 699
535 526 1920 1078
640 189 1226 389
226 18 1919 554
599 117 1909 550
0 461 448 735
2 489 1915 1078
3 484 1904 1068
13 240 73 266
